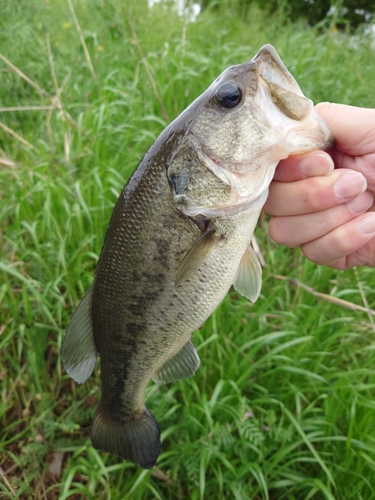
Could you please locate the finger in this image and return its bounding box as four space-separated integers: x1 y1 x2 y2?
333 149 375 194
301 212 375 266
269 190 374 248
264 169 367 216
274 150 334 183
315 102 375 157
330 241 375 269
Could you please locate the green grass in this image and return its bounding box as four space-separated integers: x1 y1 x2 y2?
1 0 375 498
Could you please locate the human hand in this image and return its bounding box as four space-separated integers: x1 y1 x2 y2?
264 102 375 269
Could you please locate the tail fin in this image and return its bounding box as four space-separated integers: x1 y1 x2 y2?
91 403 160 469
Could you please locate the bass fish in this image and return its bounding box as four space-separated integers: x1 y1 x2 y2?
62 45 332 468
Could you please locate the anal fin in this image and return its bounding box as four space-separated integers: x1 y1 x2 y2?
233 245 262 303
62 285 98 383
152 338 200 384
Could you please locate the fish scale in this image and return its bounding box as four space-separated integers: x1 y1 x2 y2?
62 44 333 468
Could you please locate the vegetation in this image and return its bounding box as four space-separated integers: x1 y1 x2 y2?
201 0 375 29
1 0 375 498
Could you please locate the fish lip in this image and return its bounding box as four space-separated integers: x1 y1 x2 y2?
316 114 335 149
197 148 233 187
201 144 263 173
199 147 263 186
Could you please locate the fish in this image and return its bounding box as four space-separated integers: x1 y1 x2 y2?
62 44 333 469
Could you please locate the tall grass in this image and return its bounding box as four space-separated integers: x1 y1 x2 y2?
1 0 375 498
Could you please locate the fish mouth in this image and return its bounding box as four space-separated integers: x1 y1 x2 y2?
197 148 233 187
177 147 272 218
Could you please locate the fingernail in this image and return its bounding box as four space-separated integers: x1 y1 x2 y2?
334 172 367 200
300 153 333 177
358 213 375 235
347 191 374 215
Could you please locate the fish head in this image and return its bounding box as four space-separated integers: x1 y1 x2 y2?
168 44 333 217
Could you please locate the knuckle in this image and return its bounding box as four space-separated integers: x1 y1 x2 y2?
301 241 322 264
301 225 353 265
268 218 285 244
302 178 329 212
330 226 354 255
268 217 298 248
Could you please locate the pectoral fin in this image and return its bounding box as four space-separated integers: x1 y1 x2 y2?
175 229 220 286
152 338 200 384
61 285 98 383
233 245 262 303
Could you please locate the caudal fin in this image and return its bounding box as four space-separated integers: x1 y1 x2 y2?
91 403 160 469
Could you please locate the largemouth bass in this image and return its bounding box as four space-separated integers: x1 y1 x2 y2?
62 45 332 468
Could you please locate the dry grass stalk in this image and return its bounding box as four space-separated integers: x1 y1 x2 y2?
0 120 40 153
226 337 247 357
271 273 375 317
0 466 16 495
67 0 97 82
354 267 375 332
0 106 55 112
0 53 50 98
1 51 82 135
46 33 71 164
46 33 60 94
45 70 78 146
128 20 170 123
0 149 17 168
151 468 173 483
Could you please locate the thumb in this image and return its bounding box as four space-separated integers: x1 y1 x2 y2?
315 102 375 156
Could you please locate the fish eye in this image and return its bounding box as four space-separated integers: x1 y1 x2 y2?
214 82 242 109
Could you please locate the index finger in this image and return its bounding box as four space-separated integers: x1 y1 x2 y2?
274 150 334 183
264 168 367 216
